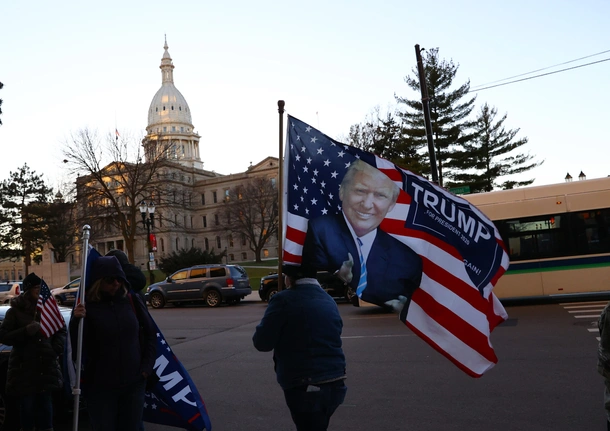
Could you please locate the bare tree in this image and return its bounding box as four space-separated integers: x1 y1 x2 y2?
62 129 172 262
222 177 278 262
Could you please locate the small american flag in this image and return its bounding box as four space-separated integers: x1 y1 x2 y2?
37 279 65 338
283 115 509 377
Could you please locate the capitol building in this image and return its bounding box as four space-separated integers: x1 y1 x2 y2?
79 39 279 273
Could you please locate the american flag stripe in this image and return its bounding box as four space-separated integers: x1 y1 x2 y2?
282 115 510 377
37 280 65 338
406 302 497 375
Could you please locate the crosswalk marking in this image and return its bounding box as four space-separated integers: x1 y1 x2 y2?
559 302 604 341
564 304 607 309
568 309 604 313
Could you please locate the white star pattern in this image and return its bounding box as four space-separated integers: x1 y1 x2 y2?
286 116 374 229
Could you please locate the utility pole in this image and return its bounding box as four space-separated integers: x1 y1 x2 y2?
415 44 439 185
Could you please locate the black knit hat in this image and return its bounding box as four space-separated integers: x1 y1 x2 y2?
282 264 317 280
105 249 129 266
22 273 42 291
89 256 130 288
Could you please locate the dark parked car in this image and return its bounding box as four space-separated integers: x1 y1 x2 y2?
0 305 75 431
259 271 356 303
145 264 252 309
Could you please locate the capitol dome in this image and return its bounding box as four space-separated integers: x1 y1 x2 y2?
146 40 194 132
143 38 202 170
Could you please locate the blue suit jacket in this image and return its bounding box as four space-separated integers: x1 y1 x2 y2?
302 214 423 308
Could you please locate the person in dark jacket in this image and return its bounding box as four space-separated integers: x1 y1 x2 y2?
105 249 147 298
104 250 148 431
0 272 66 431
253 264 347 431
70 256 156 431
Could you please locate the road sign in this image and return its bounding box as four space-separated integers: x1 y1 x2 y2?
449 185 471 195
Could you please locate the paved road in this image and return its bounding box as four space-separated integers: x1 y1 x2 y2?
59 297 606 430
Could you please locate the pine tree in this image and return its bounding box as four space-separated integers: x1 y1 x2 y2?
396 48 476 186
452 103 543 191
0 164 53 273
348 111 426 175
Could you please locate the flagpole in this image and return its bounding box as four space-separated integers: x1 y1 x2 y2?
72 224 91 431
277 100 285 292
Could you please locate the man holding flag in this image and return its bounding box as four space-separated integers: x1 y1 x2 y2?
0 272 66 431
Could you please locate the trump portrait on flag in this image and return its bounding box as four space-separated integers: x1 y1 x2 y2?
302 159 423 315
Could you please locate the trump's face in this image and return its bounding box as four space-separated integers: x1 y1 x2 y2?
340 169 397 237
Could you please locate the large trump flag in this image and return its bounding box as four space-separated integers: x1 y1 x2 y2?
282 115 510 377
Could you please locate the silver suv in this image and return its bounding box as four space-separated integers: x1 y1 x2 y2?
0 282 22 304
145 264 252 309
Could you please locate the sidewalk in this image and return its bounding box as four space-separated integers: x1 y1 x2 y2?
242 290 262 302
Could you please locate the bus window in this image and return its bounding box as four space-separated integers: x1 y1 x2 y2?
572 209 610 255
497 214 568 261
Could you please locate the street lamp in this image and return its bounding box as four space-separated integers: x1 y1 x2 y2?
139 200 156 285
578 171 586 181
564 173 572 182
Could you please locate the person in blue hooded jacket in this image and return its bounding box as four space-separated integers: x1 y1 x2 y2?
253 264 347 431
70 256 156 431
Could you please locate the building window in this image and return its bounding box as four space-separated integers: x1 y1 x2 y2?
204 238 209 250
271 178 276 187
192 238 195 248
203 216 207 228
213 191 217 203
224 189 230 201
229 253 235 261
175 238 179 250
190 216 193 227
184 238 188 248
229 235 234 247
216 236 222 249
214 214 219 225
160 238 165 252
241 252 247 260
163 126 167 132
181 127 184 132
183 216 187 227
241 234 247 246
172 126 176 131
201 193 206 205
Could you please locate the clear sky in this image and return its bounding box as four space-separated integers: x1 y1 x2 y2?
1 0 608 191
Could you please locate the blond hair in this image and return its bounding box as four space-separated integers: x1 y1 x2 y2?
86 279 127 302
340 159 400 203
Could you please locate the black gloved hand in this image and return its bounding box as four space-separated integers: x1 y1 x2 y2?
25 321 40 336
